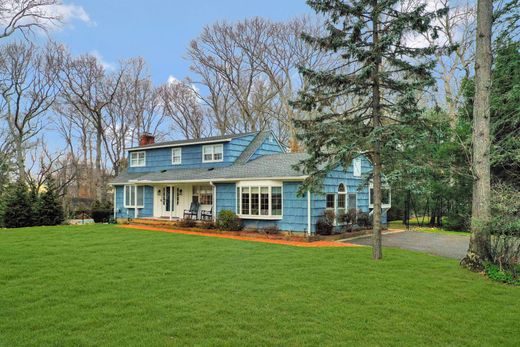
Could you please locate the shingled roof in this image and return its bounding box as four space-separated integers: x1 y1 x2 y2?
110 153 308 185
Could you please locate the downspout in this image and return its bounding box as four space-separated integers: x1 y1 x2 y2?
209 181 216 222
113 188 116 221
307 190 312 236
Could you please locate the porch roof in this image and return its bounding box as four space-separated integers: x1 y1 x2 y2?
110 153 309 185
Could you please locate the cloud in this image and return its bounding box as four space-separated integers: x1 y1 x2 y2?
89 50 115 71
52 3 95 28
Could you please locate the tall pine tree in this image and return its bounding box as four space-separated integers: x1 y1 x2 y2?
3 181 34 228
37 176 64 226
293 0 448 259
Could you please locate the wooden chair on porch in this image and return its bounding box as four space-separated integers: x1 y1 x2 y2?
183 202 200 220
200 207 213 220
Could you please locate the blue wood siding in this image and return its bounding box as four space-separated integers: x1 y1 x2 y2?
114 185 154 219
215 183 236 214
128 134 256 173
249 136 284 161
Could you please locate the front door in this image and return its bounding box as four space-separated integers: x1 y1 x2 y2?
162 186 176 217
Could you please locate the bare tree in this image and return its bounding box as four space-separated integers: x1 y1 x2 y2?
0 0 63 40
159 78 208 139
58 51 124 201
0 42 59 184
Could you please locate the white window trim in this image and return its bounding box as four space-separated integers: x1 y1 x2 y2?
236 182 283 219
171 147 182 165
368 183 391 208
130 151 146 167
353 157 362 177
202 144 224 163
123 185 145 208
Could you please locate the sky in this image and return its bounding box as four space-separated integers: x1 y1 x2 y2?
51 0 313 84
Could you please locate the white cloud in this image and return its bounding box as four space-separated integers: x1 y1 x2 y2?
51 3 95 28
89 50 115 71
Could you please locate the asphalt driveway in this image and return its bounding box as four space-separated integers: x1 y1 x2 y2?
344 231 469 259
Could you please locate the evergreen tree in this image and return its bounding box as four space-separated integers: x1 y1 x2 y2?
37 176 65 226
293 0 448 259
3 181 34 228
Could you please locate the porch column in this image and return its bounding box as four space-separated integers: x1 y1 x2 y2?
169 186 173 221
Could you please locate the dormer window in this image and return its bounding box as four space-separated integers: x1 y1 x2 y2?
202 144 223 163
130 151 146 167
172 148 182 165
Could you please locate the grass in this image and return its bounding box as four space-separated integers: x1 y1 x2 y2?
1 225 519 346
389 218 470 235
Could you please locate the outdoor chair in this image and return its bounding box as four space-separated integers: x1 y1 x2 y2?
183 202 200 219
201 207 213 220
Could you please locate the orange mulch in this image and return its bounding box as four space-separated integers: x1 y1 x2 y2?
118 224 362 248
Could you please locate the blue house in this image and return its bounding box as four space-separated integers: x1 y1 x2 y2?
110 131 390 234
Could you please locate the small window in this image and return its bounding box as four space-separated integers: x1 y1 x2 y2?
202 144 224 162
171 148 182 165
353 158 361 177
130 152 146 167
338 194 346 209
326 194 335 209
338 183 346 192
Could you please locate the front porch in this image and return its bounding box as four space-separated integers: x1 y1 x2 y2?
117 183 215 221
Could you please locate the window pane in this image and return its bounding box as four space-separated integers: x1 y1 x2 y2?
326 194 335 209
354 158 361 176
370 188 374 205
382 189 390 205
260 187 269 215
237 187 241 214
136 186 144 206
338 194 346 208
241 187 250 215
251 187 259 215
130 186 136 206
271 187 282 215
125 186 131 206
348 193 357 209
338 183 346 192
213 145 223 160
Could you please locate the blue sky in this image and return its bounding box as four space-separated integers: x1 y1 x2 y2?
53 0 313 83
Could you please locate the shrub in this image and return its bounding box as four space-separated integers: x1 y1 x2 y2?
36 176 64 226
198 220 216 229
316 210 335 235
260 225 280 236
484 263 520 286
91 200 112 223
3 181 35 228
216 210 242 231
444 212 469 231
178 218 197 228
357 210 370 227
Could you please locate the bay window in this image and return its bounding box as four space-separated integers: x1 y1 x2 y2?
202 144 223 162
130 151 146 167
237 184 282 218
124 185 144 208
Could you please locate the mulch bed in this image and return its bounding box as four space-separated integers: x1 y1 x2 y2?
118 224 362 248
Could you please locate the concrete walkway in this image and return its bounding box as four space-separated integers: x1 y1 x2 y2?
343 231 469 259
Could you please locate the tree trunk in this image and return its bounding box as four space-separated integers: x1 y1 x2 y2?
462 0 492 270
370 0 383 260
15 136 26 184
95 116 103 202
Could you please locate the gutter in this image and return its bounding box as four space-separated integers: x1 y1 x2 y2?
108 176 309 186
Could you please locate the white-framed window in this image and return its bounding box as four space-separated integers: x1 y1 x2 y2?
124 185 145 208
202 144 224 163
171 148 182 165
236 183 282 219
130 151 146 167
353 157 362 177
369 186 391 207
326 194 335 209
193 185 213 205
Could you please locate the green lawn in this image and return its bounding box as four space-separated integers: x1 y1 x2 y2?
1 225 518 346
389 219 470 235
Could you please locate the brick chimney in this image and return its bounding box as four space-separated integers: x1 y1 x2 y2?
139 133 155 146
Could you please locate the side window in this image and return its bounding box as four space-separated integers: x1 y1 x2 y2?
172 148 182 164
326 194 335 209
